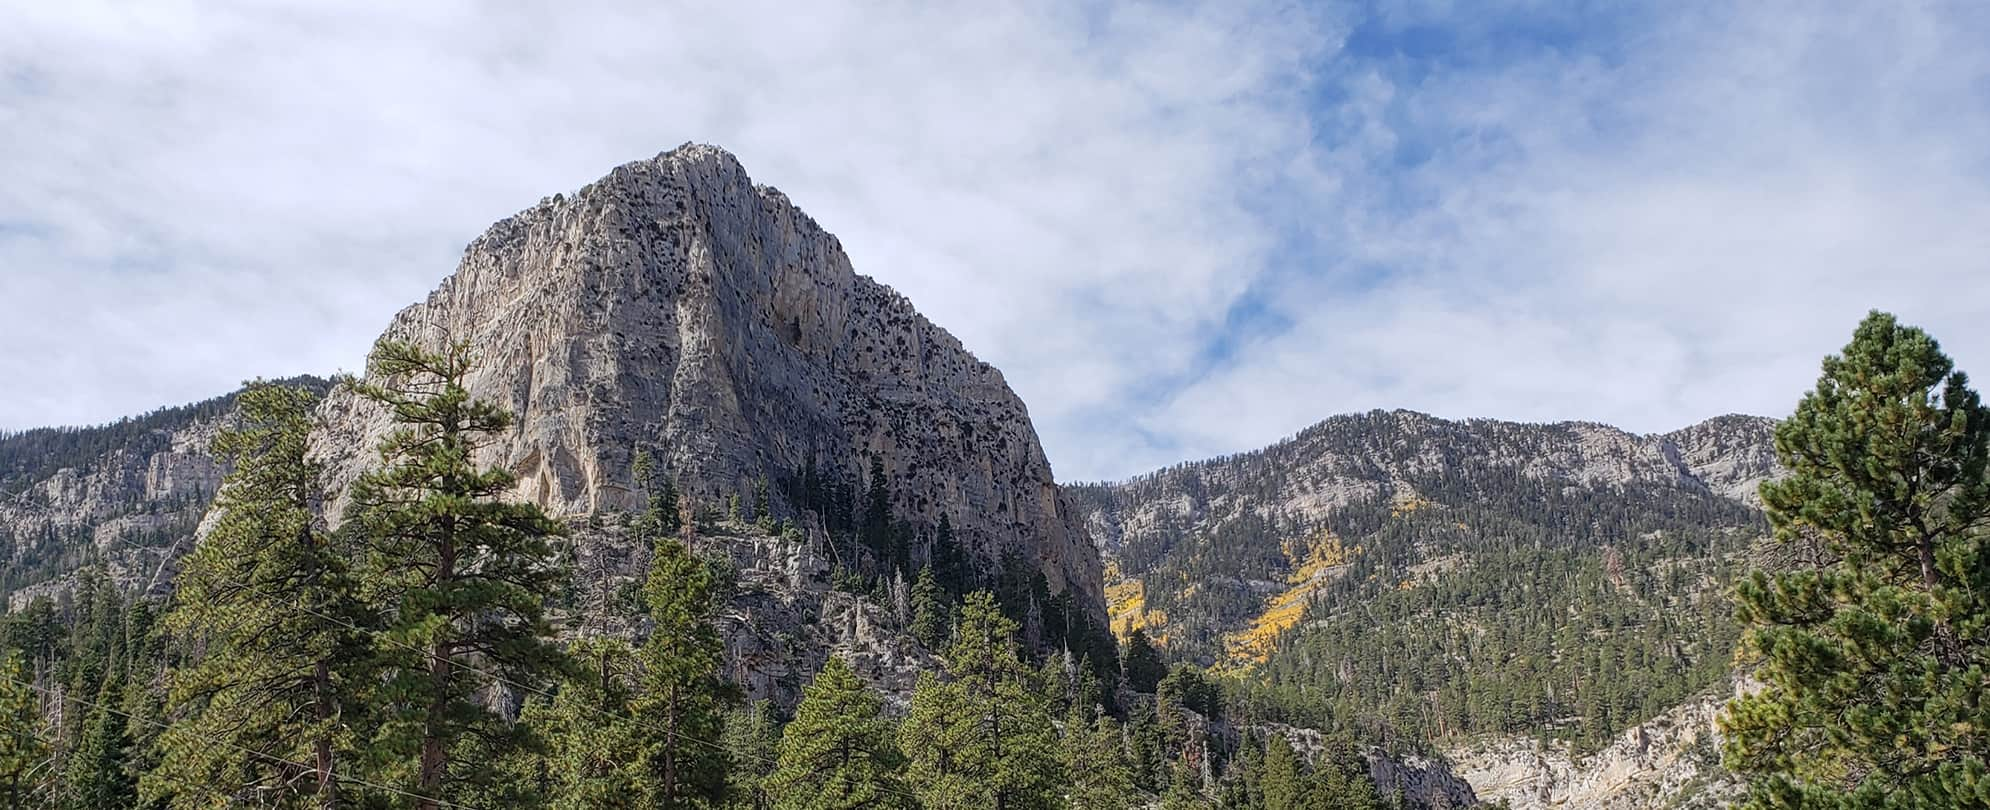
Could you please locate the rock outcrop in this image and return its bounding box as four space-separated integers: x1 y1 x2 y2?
0 383 331 609
313 143 1102 620
1447 687 1741 809
2 145 1101 705
1073 410 1780 808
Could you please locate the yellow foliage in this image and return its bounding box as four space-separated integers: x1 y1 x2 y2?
1106 577 1168 640
1221 530 1357 668
1389 493 1433 519
1106 578 1145 637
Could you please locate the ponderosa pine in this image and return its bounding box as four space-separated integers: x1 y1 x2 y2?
344 340 568 809
147 381 367 810
1723 311 1990 808
899 591 1064 810
633 536 731 807
765 656 906 809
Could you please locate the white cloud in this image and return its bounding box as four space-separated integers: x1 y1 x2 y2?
0 0 1337 482
1140 2 1990 464
4 1 1988 482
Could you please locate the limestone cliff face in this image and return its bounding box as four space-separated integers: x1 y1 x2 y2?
1658 415 1781 506
1447 686 1742 810
1 383 332 609
312 143 1102 618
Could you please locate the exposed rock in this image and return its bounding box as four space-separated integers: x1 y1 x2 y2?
1081 411 1779 555
563 514 939 712
2 402 236 609
1659 415 1781 506
1260 723 1483 808
1 144 1089 707
312 143 1101 621
1446 687 1741 810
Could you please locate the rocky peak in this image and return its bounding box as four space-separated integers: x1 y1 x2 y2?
1658 414 1781 504
312 143 1103 618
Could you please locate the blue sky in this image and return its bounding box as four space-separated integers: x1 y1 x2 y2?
3 1 1989 482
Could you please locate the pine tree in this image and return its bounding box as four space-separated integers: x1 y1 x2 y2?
899 591 1064 810
862 456 891 565
1160 758 1206 809
722 700 781 810
932 513 968 596
344 340 569 809
1063 710 1136 810
526 637 650 810
1216 732 1263 809
147 381 367 810
116 600 168 810
64 679 135 810
1122 629 1166 694
634 450 684 537
752 478 771 527
0 652 51 807
1723 312 1990 808
1308 737 1381 810
634 536 731 807
909 566 951 650
765 656 907 809
1259 736 1304 810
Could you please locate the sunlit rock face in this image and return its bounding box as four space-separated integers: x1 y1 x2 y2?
313 143 1103 621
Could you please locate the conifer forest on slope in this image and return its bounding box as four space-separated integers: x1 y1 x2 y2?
6 310 1990 809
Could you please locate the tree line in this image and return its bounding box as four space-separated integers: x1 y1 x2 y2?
0 339 1386 809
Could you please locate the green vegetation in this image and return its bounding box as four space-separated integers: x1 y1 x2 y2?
767 656 906 809
1723 312 1990 808
344 341 571 807
899 591 1064 809
0 342 1384 809
0 377 332 601
1079 420 1765 751
145 381 366 808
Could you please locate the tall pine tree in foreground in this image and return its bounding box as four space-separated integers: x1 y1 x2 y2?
1723 311 1990 808
765 656 906 809
1063 708 1136 810
633 536 731 807
345 340 569 809
722 700 781 810
900 591 1064 810
523 637 650 809
147 381 367 810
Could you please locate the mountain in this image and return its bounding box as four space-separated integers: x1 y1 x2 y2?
308 143 1102 617
4 144 1790 807
0 377 331 606
1070 409 1780 794
1 145 1106 709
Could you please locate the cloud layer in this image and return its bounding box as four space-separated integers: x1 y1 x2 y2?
3 1 1988 481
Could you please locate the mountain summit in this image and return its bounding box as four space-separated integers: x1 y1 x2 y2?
313 143 1103 617
2 144 1104 632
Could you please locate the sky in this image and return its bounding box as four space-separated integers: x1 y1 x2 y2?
3 1 1988 482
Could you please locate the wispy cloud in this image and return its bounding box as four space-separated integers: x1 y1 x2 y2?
3 1 1987 482
0 0 1335 481
1139 1 1990 470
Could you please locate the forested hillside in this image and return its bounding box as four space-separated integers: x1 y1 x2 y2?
1072 411 1778 752
0 377 330 603
0 349 1435 808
